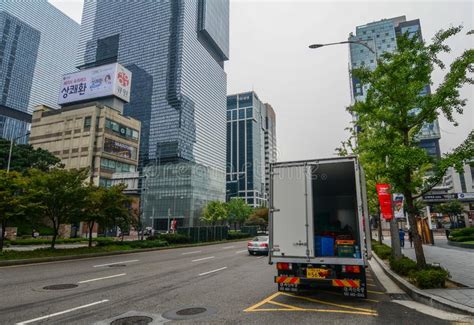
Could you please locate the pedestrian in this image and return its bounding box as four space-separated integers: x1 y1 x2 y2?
399 228 405 248
408 230 413 247
445 228 450 240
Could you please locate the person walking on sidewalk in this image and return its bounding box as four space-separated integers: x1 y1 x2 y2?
399 228 405 248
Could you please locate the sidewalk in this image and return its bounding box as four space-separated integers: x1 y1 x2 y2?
380 236 474 309
4 243 89 251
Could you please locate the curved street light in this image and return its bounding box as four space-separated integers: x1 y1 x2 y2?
309 40 376 54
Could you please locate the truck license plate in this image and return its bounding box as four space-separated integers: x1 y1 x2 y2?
307 268 327 279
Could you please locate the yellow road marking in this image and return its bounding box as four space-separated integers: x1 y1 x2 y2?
367 283 377 287
368 290 385 295
280 292 376 313
318 289 379 303
267 300 304 310
247 308 377 316
244 292 282 312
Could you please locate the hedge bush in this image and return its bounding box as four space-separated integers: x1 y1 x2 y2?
227 231 252 240
146 233 191 244
450 227 474 237
372 242 392 259
389 256 418 276
7 237 115 246
410 268 450 289
450 235 474 242
96 240 168 249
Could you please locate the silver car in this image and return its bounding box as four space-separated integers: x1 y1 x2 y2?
247 236 269 255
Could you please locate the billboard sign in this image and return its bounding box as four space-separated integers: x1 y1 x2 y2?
376 183 393 221
393 194 405 219
58 63 132 105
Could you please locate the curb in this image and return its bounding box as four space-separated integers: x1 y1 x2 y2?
448 241 474 249
0 238 250 267
371 251 474 316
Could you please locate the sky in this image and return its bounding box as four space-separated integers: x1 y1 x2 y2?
49 0 473 162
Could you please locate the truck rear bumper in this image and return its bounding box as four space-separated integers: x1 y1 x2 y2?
275 276 360 288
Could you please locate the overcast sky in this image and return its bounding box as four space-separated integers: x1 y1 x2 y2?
50 0 473 162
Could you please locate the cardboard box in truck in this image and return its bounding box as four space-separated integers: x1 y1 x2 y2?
269 156 371 298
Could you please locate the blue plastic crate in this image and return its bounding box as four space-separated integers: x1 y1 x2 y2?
314 236 335 256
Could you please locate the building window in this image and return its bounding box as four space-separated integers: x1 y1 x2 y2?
105 118 139 140
460 173 467 193
101 158 136 172
84 116 92 128
99 177 113 188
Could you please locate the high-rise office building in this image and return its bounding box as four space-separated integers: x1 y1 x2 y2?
0 1 80 143
349 16 441 157
76 1 229 229
227 92 276 207
264 103 277 196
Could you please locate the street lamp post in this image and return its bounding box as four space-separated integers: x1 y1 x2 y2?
7 131 30 173
309 40 376 54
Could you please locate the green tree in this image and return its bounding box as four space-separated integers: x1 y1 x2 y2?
80 184 131 247
437 201 465 227
227 198 253 229
0 171 28 251
248 206 269 230
27 168 89 248
0 139 62 172
346 26 473 267
201 201 228 225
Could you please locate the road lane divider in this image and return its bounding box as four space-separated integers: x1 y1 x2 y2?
78 273 126 284
222 246 235 249
15 299 109 324
192 256 215 262
198 267 227 276
182 251 202 255
93 260 139 268
235 250 247 254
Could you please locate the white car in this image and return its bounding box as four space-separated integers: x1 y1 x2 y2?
247 236 269 255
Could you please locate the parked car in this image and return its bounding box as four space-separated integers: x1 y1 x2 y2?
248 236 269 255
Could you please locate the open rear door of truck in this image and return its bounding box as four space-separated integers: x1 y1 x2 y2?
270 162 313 260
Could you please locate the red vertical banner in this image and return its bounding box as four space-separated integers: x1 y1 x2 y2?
376 183 393 221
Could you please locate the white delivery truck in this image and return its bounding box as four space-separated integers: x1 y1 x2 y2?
269 156 371 298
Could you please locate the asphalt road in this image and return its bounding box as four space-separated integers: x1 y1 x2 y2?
0 240 451 324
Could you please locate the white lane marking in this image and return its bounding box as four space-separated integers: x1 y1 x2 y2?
198 267 227 276
222 246 235 249
182 250 202 255
235 249 247 254
78 273 126 284
257 256 266 259
192 256 215 262
93 260 139 268
16 299 109 325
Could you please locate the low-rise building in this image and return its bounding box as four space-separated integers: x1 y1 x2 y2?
30 102 140 186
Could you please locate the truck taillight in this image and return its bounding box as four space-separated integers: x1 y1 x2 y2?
260 243 268 248
342 265 361 273
277 262 291 270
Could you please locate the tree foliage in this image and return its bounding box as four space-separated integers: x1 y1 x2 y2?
201 201 228 225
27 168 89 248
0 171 28 251
437 201 465 227
0 139 62 172
227 198 253 229
344 26 473 267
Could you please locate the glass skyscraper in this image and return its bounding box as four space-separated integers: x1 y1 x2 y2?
227 91 274 207
76 0 229 228
0 1 80 143
349 16 441 157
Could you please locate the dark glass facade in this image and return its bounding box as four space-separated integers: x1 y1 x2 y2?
349 16 441 158
0 1 80 143
226 92 269 207
77 0 229 227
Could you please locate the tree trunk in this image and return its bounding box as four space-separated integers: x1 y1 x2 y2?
88 221 94 247
0 219 6 252
389 218 402 259
377 214 383 244
405 193 426 268
51 220 58 249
